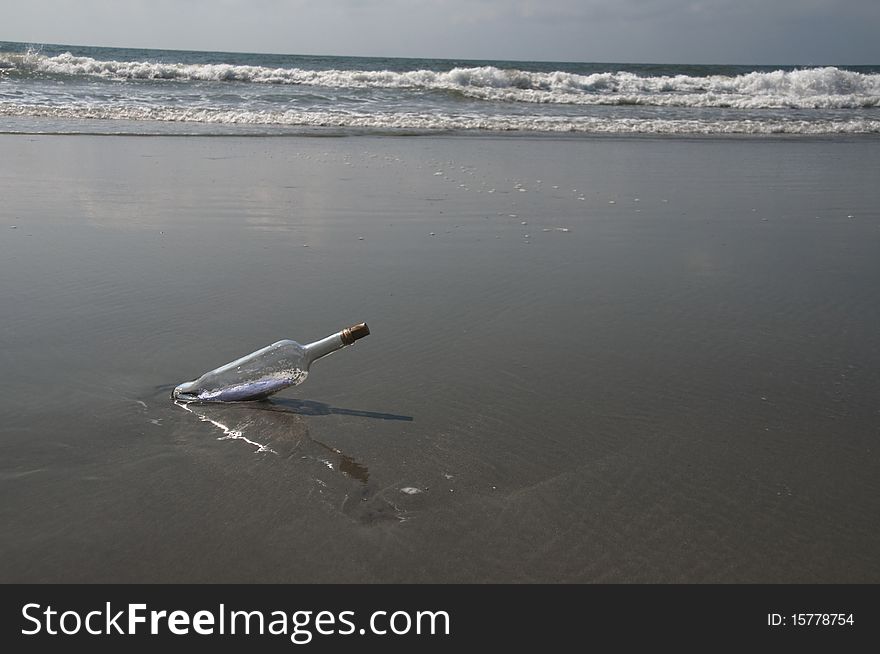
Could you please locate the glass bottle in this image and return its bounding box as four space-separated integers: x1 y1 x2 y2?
172 323 370 403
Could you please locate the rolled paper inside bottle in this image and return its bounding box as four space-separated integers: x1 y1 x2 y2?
341 322 370 344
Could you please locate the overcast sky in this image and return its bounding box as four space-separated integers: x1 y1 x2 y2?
2 0 877 64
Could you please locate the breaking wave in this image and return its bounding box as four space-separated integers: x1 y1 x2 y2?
3 50 879 110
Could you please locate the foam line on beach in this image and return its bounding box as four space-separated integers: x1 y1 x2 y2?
2 102 879 134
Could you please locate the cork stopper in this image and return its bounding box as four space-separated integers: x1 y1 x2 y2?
341 322 370 345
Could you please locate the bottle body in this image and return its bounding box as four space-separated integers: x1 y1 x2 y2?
172 323 369 403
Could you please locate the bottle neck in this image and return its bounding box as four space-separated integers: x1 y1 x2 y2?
303 332 347 365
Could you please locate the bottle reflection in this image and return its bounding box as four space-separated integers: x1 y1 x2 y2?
172 398 413 524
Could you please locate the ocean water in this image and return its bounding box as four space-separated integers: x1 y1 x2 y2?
1 41 878 136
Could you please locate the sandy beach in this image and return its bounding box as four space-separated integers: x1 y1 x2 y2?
1 132 878 583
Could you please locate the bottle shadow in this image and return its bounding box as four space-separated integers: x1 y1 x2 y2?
264 397 414 422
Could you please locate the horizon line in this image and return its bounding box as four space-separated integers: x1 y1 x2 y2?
2 38 876 69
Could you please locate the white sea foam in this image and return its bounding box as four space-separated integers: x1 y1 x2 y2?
3 102 879 134
3 48 878 135
3 51 878 110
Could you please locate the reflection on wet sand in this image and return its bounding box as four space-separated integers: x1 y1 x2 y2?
171 399 414 525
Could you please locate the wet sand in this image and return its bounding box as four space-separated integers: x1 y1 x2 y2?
1 133 879 583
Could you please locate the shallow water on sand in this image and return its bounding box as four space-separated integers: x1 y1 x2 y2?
1 134 879 582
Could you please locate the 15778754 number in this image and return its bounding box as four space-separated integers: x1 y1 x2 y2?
790 614 853 626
